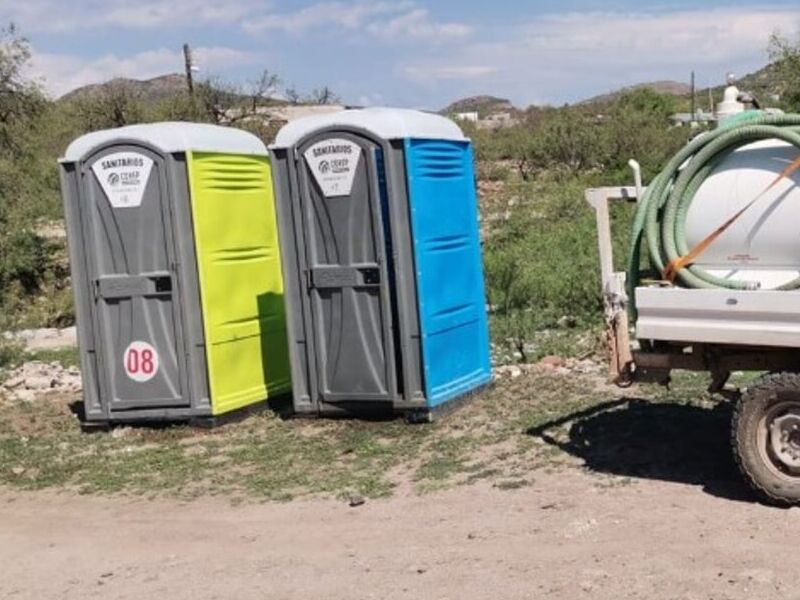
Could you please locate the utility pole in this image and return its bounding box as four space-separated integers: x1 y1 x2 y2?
183 43 194 96
690 71 696 120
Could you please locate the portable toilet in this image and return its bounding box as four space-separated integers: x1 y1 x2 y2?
60 122 291 424
270 107 492 418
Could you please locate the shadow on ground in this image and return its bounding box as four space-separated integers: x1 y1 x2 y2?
527 397 755 503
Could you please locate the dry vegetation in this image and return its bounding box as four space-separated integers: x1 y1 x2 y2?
0 367 742 501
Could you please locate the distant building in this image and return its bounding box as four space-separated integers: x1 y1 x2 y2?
476 112 518 130
454 111 479 123
223 104 346 128
670 111 716 127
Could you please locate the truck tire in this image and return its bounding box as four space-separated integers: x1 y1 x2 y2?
733 372 800 505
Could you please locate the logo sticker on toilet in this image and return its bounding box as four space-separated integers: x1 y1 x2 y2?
123 341 159 383
92 152 154 208
304 139 361 197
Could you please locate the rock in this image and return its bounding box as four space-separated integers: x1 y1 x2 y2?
348 493 366 507
538 355 565 369
13 389 38 403
494 365 524 379
557 315 577 328
506 365 522 378
1 358 83 402
2 376 24 390
24 375 57 391
571 359 601 374
10 466 25 476
111 427 133 440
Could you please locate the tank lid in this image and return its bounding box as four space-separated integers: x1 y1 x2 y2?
61 122 268 162
715 83 745 122
271 107 467 149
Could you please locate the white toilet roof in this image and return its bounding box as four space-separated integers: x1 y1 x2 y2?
62 122 268 161
271 107 466 149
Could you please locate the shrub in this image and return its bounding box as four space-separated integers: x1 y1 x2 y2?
483 177 636 363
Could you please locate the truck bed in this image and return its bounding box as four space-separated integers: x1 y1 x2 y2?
636 287 800 348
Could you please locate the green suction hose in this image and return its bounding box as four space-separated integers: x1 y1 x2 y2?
628 112 800 317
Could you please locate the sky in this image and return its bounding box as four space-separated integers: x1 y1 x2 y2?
2 1 800 109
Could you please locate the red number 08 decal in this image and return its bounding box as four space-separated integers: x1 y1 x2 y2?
123 341 160 382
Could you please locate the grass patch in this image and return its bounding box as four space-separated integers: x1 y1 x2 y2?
24 346 80 369
0 368 731 502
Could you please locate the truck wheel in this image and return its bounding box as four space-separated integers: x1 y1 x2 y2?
733 372 800 505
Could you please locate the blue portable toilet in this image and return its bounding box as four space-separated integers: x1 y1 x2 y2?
270 108 492 418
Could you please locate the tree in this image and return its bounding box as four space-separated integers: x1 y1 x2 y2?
190 69 282 125
769 33 800 109
614 87 676 119
72 80 146 131
308 86 341 105
536 107 608 177
247 69 280 113
194 76 240 124
0 24 63 327
284 85 302 105
0 24 45 151
604 88 689 180
498 124 542 181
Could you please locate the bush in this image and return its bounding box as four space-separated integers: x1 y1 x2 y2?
0 339 23 371
483 178 635 363
770 33 800 110
0 26 71 328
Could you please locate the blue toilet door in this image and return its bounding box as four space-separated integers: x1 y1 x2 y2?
404 139 492 406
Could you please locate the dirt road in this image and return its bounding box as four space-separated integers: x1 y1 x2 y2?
3 469 799 600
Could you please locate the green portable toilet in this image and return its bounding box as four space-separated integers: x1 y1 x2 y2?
60 122 290 424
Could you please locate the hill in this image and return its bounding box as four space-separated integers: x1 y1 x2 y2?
702 63 785 105
59 73 190 103
442 95 517 117
579 80 692 106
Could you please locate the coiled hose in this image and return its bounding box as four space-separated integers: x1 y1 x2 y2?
628 112 800 316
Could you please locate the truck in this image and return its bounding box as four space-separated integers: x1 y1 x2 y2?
588 80 800 505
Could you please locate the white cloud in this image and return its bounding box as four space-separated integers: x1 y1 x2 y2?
355 91 385 106
367 8 473 40
403 65 496 81
0 0 264 32
400 6 800 104
243 1 408 34
28 46 262 97
516 8 795 64
243 0 471 42
1 0 473 45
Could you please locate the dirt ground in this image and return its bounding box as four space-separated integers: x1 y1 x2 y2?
2 368 798 599
3 468 800 600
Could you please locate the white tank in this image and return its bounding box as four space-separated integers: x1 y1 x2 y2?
685 138 800 289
